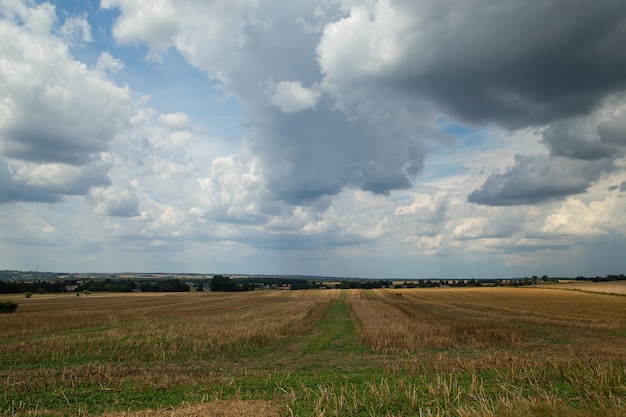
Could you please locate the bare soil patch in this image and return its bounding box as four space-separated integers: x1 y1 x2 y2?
100 400 280 417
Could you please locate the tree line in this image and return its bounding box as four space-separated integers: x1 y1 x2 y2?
0 278 191 294
0 280 66 294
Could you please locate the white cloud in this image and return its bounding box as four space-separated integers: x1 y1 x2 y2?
101 0 179 49
0 14 132 170
158 112 190 129
0 0 56 35
59 14 92 44
543 194 626 237
95 52 124 73
9 154 111 196
266 80 320 113
89 185 140 218
317 1 411 79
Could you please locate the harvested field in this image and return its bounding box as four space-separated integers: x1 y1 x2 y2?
1 288 625 416
539 279 626 295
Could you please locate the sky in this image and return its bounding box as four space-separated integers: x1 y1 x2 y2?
1 0 625 279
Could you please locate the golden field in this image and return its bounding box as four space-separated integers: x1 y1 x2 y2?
1 286 625 416
539 279 626 295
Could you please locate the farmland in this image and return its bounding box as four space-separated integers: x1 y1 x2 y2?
1 286 626 416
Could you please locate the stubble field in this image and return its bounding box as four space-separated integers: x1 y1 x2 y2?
1 285 626 416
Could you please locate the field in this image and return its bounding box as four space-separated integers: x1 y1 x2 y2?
538 279 626 295
1 286 626 416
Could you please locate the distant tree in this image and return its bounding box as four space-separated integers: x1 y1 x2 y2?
0 301 18 314
157 279 190 292
210 275 236 292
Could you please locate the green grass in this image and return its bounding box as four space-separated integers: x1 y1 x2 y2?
299 299 370 355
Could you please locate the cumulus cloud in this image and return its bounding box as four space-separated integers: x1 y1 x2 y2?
102 0 431 206
0 160 60 204
8 153 111 196
0 3 132 203
470 96 626 206
467 154 609 206
319 0 626 128
102 0 626 212
101 0 180 49
59 14 92 44
0 1 56 35
266 80 320 113
95 52 124 74
195 152 268 225
158 112 190 129
89 185 140 218
541 96 626 161
543 195 626 237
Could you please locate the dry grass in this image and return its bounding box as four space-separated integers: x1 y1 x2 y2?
539 279 626 295
0 291 330 387
349 287 626 356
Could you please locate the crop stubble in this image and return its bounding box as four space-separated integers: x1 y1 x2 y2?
1 287 625 416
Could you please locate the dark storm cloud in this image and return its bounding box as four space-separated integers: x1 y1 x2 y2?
251 103 425 204
316 0 626 207
469 97 626 206
388 0 626 128
540 102 626 161
467 155 608 205
541 123 615 161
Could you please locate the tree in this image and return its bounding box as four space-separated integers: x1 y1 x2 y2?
0 301 18 314
210 275 236 292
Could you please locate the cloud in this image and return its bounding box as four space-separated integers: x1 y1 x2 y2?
59 14 93 44
467 154 609 206
541 96 626 160
89 185 140 218
2 0 626 277
0 4 132 203
250 104 426 203
319 0 626 128
158 112 190 129
95 52 124 74
266 80 320 113
0 160 60 204
543 195 626 237
195 152 269 225
470 96 626 206
0 1 56 35
103 0 431 206
9 153 111 196
0 13 131 166
101 0 180 49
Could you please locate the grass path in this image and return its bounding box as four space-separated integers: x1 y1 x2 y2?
299 294 371 356
232 291 380 374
